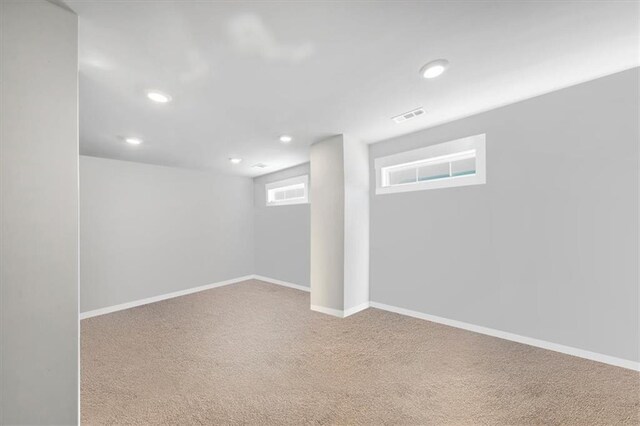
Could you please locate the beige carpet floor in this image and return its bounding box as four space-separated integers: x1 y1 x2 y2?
81 279 639 425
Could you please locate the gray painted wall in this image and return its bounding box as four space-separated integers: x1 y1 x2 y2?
253 163 311 287
80 156 254 312
1 1 79 423
370 68 639 362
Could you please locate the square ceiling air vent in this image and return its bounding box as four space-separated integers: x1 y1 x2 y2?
392 107 425 123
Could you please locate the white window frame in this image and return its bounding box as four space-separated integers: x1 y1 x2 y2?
375 134 486 195
265 175 309 206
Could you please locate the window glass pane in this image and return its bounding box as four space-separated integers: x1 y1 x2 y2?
418 162 450 182
375 134 485 194
450 157 476 177
274 190 286 201
285 187 304 199
265 175 309 205
388 167 416 186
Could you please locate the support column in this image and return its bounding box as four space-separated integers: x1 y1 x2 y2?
310 135 369 317
1 1 79 423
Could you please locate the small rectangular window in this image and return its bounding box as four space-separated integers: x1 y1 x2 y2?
375 134 486 195
265 175 309 206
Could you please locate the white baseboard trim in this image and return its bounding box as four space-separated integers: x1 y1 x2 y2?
252 275 310 292
344 301 370 317
81 275 637 371
310 302 370 318
253 276 370 318
80 275 254 320
310 304 344 318
370 301 640 371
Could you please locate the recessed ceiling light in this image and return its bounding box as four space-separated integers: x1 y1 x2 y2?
125 137 143 145
229 158 242 164
146 91 171 103
279 135 293 143
420 59 449 79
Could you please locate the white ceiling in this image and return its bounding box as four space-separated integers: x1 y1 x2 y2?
69 0 639 177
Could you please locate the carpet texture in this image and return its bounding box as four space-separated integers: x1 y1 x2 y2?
81 279 639 425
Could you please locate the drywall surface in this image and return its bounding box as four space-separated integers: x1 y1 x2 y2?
369 68 639 362
253 163 311 287
309 134 371 314
0 1 79 423
310 136 345 310
80 156 254 312
343 135 370 311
